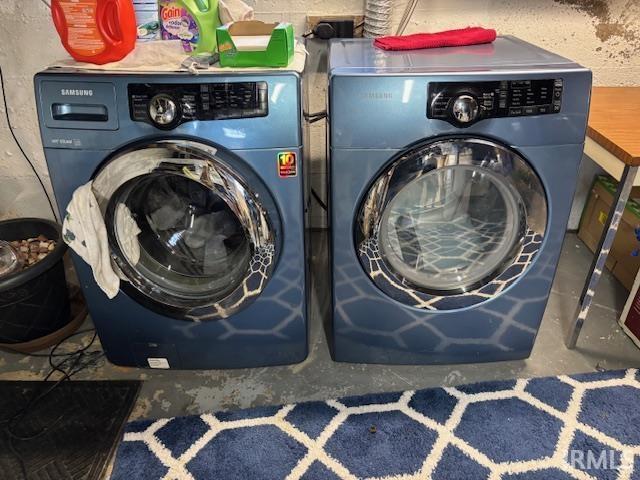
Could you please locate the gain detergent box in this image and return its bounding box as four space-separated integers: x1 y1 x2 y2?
159 0 199 52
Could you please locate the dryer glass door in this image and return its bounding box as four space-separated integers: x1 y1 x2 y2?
92 140 278 321
356 138 546 305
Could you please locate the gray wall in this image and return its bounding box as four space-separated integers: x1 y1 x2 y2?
0 0 638 227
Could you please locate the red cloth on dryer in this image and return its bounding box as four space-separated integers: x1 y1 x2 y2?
374 27 497 51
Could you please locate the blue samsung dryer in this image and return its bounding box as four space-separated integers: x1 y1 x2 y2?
328 37 591 364
35 70 308 369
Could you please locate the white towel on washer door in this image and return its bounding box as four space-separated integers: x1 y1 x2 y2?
62 182 120 299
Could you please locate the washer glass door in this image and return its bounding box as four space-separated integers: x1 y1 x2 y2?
92 140 278 320
357 138 547 308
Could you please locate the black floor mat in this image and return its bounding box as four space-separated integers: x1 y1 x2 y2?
0 381 141 480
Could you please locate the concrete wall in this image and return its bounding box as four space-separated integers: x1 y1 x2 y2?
0 0 638 226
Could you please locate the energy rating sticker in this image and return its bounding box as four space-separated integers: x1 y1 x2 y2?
278 151 297 178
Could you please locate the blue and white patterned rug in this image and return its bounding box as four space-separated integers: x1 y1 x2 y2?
111 369 640 480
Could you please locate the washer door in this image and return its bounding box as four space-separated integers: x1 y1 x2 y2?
356 138 547 310
92 139 278 321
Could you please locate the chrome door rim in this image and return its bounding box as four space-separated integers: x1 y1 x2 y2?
355 137 547 310
92 139 278 321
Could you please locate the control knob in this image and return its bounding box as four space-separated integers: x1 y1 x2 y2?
149 94 179 127
450 94 479 124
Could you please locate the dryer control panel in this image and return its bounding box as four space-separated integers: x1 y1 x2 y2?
129 82 268 129
427 79 563 127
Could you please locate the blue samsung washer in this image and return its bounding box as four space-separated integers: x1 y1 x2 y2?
35 70 308 369
328 36 591 364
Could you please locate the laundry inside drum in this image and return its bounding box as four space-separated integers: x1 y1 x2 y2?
113 173 252 301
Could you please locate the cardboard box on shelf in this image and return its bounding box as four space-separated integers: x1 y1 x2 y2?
217 21 294 67
577 175 640 291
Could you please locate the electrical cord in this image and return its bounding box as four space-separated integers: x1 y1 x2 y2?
1 328 104 479
6 328 103 440
39 0 51 9
0 66 59 222
303 111 329 210
311 188 328 211
308 114 327 124
0 322 97 357
304 110 326 119
304 110 328 124
302 21 365 39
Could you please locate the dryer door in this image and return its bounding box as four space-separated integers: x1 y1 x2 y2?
92 139 279 321
356 137 547 310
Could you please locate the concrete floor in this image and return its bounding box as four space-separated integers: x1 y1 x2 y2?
0 231 638 422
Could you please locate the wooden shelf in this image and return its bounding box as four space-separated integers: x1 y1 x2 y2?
588 87 640 166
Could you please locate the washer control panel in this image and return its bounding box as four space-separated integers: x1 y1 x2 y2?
129 81 268 129
428 79 563 127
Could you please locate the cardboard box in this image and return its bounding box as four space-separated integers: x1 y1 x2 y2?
217 21 294 67
133 0 160 42
577 175 640 290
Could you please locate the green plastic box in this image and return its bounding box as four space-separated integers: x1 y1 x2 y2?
216 20 294 67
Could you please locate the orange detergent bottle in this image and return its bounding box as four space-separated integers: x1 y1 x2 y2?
52 0 137 64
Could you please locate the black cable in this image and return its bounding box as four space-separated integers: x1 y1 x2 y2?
303 20 365 39
7 433 28 480
2 328 104 479
304 110 328 124
6 329 102 440
47 330 100 381
308 114 327 124
0 328 98 357
311 188 328 211
0 66 59 221
304 110 327 120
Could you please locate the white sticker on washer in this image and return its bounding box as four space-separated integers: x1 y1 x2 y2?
147 357 170 369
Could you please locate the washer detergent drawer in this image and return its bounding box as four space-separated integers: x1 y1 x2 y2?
38 81 118 130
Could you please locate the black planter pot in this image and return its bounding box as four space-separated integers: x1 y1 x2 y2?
0 218 70 344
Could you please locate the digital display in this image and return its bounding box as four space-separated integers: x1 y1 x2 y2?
427 79 563 126
128 82 268 127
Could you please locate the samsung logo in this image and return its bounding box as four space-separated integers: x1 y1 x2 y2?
361 92 393 100
60 89 94 97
